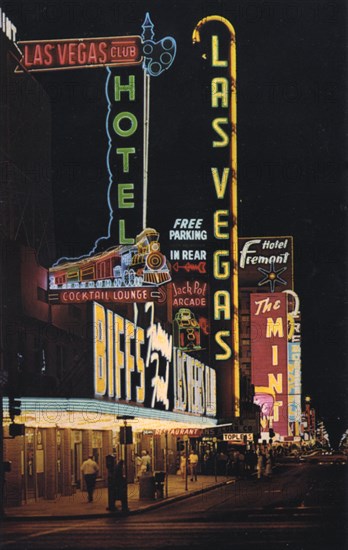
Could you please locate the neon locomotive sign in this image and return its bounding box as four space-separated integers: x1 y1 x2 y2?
24 14 178 304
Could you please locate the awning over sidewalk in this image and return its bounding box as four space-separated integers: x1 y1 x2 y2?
3 397 218 431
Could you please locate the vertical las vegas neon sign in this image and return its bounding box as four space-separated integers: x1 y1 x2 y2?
193 17 240 417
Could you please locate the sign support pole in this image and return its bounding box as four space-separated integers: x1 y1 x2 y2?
165 432 168 498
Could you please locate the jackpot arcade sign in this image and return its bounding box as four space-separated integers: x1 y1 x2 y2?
15 13 240 420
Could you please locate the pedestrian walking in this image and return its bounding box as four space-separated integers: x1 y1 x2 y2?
188 449 199 481
256 448 264 480
180 452 187 480
140 450 151 474
81 455 99 502
135 453 142 481
264 450 272 479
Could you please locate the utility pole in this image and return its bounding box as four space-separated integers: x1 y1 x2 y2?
184 437 188 492
165 432 168 498
123 420 129 511
117 415 134 513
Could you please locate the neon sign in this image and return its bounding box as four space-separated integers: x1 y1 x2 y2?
93 301 216 416
172 281 207 308
37 13 177 298
16 36 142 72
239 236 293 291
251 293 289 437
48 228 171 302
192 17 240 417
0 7 17 43
173 308 201 351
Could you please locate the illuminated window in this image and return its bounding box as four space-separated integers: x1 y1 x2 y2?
67 270 79 281
80 266 95 281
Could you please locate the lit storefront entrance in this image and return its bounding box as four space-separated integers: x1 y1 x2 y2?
3 398 217 506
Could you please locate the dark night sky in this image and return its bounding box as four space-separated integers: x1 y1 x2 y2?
6 0 347 444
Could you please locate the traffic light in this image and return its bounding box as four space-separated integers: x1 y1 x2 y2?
9 423 25 437
9 397 21 421
119 426 133 445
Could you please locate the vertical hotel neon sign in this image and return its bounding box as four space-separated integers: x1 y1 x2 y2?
192 17 240 417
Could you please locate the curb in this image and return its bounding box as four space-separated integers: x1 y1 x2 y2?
2 479 235 522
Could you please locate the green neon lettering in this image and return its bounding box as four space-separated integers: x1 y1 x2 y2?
118 184 134 208
114 75 135 101
113 112 138 137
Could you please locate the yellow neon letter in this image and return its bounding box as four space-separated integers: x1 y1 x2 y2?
212 77 229 107
214 290 231 320
214 210 229 239
211 167 230 199
215 331 232 360
94 303 107 396
266 318 284 338
136 327 145 403
114 314 124 399
107 309 114 397
211 36 228 67
125 320 135 401
214 250 230 279
212 117 229 147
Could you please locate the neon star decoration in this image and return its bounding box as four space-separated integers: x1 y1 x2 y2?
141 13 176 76
257 262 287 292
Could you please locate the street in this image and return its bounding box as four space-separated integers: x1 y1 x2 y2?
1 463 346 550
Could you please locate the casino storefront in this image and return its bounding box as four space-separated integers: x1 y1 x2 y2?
3 259 218 506
3 399 217 507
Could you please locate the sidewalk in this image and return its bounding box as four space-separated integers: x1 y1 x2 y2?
4 475 234 520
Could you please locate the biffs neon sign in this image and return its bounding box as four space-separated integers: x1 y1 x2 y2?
193 17 240 417
93 301 216 416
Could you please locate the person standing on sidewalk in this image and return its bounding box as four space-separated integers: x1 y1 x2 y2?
264 449 273 479
135 453 142 482
180 452 187 480
140 450 151 474
188 449 199 481
81 455 99 502
256 446 265 480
